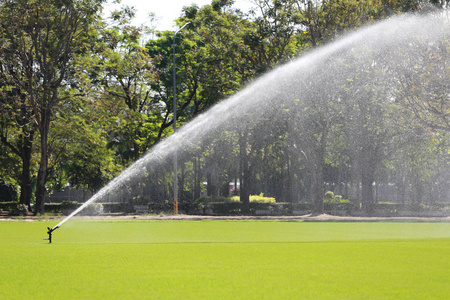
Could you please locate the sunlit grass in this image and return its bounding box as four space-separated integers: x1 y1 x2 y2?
1 220 449 299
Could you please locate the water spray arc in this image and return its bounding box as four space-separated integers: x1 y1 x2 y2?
43 12 448 242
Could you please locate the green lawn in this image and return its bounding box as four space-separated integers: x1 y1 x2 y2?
1 219 449 299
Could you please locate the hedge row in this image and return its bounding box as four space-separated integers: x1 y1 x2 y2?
0 202 20 211
44 202 176 214
198 202 355 216
197 202 450 216
1 201 448 216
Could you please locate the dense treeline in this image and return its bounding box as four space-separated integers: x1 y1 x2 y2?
0 0 448 214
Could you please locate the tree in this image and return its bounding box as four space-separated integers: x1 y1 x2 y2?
0 0 104 213
247 0 304 73
0 56 36 209
92 5 160 163
147 1 253 130
393 26 449 132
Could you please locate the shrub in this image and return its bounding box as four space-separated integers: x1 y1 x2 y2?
324 202 353 213
210 202 242 215
0 181 18 202
194 196 230 204
44 203 62 213
249 202 271 211
291 203 313 211
0 202 19 211
61 201 81 211
375 203 403 212
324 192 349 204
61 201 82 215
101 202 128 213
193 194 277 214
324 191 335 199
249 193 276 203
9 204 28 216
225 194 276 203
266 202 292 214
79 203 103 216
148 202 173 213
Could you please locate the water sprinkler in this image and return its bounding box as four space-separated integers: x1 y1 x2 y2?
44 226 59 244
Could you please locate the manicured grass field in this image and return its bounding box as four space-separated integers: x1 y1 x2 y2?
1 219 449 299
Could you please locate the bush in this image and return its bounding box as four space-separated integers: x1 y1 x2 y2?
0 202 20 211
44 203 62 213
195 196 231 204
263 202 292 214
0 181 18 202
324 191 335 199
101 202 128 213
61 201 82 215
209 202 242 215
9 204 27 216
324 192 349 204
79 203 103 216
324 202 354 213
196 194 276 204
148 202 173 213
199 201 293 216
61 201 81 210
291 203 313 211
250 194 276 203
374 203 403 212
249 202 271 211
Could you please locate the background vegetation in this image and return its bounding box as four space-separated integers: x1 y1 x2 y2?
0 0 448 215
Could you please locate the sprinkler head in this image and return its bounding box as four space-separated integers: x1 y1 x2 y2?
44 226 59 244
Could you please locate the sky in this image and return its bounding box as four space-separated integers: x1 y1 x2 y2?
104 0 256 31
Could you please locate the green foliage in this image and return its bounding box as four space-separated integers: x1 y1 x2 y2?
0 202 19 211
229 193 276 203
0 0 447 216
43 203 63 214
209 202 242 215
101 202 128 213
324 191 335 199
324 202 354 213
60 201 82 215
8 203 27 216
0 181 18 202
194 196 229 204
324 192 349 204
195 194 276 204
79 203 103 216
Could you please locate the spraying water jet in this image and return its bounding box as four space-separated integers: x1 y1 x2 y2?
45 12 449 236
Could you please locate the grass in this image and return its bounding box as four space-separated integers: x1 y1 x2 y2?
0 219 449 299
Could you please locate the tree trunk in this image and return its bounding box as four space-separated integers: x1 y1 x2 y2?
193 155 201 201
239 132 250 214
361 170 374 215
311 165 324 214
206 172 213 197
19 130 34 211
360 145 377 215
180 162 185 202
34 111 51 215
35 165 46 214
311 127 327 214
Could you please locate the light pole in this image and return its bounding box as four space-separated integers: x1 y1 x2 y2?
173 21 190 214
